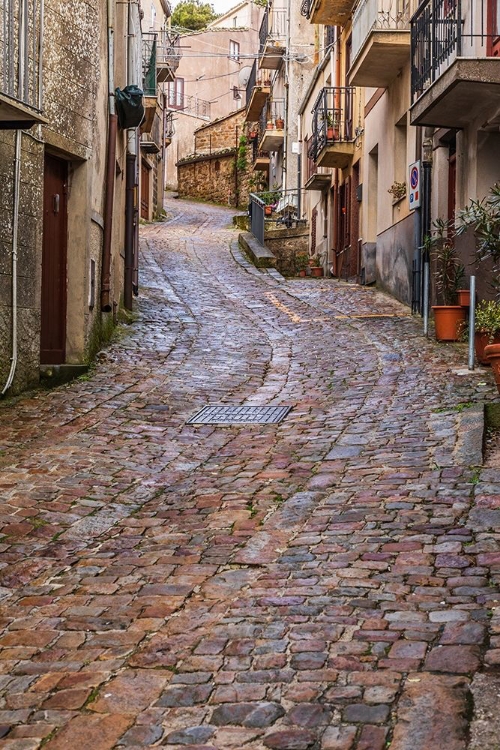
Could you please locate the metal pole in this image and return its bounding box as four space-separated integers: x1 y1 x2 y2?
423 261 430 337
468 275 476 370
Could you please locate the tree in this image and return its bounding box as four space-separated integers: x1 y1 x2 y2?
171 0 218 31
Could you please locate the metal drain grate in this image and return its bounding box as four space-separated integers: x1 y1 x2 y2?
187 405 292 425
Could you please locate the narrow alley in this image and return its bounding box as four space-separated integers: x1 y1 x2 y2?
0 199 499 750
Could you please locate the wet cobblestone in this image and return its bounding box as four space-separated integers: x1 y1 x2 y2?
0 198 499 748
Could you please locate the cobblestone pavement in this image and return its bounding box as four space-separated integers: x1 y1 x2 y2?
0 198 499 750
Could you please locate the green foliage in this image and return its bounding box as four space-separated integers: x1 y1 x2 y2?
236 135 247 172
424 218 465 306
171 0 218 31
456 183 500 264
475 299 500 341
253 0 267 6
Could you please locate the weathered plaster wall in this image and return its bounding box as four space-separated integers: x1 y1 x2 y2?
376 213 415 306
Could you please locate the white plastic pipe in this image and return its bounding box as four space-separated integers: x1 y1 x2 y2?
1 130 22 396
468 275 476 370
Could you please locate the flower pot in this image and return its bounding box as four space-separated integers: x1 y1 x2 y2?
432 305 467 342
327 126 334 139
266 121 273 130
264 205 272 216
310 266 324 278
249 131 257 140
485 343 500 393
475 331 500 365
298 269 306 277
457 289 471 307
275 118 284 129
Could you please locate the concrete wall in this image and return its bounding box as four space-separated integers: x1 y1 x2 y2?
376 213 415 305
0 0 130 395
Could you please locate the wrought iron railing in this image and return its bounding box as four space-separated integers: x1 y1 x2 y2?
301 0 312 18
259 6 287 52
165 111 174 139
157 29 181 73
181 94 211 119
143 33 157 96
267 98 285 124
0 0 43 112
246 59 257 107
411 0 500 102
352 0 411 64
308 87 355 162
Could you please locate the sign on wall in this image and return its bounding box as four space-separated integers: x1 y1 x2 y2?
408 161 421 210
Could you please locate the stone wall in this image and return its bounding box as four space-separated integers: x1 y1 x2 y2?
178 151 238 206
265 226 310 277
177 110 254 208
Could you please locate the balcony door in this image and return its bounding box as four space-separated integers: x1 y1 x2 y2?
488 0 500 55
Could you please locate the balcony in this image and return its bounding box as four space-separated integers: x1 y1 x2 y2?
156 30 181 83
259 7 286 70
304 138 331 190
141 110 162 154
301 0 355 27
0 0 46 128
349 0 411 87
309 87 356 169
259 99 285 151
411 0 500 127
244 61 271 122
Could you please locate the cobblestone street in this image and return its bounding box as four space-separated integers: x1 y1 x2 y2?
0 198 500 749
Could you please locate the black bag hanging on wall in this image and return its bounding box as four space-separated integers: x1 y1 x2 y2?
115 86 145 129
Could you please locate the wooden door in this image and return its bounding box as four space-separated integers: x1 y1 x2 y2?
40 154 68 364
141 161 150 220
488 0 500 55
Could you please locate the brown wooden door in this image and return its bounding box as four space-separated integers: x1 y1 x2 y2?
141 161 150 220
40 154 68 364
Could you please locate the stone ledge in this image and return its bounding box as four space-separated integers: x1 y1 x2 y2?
238 232 276 269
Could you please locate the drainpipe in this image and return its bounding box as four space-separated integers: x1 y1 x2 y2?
283 0 291 192
125 0 138 310
421 126 434 333
1 130 22 396
101 0 117 312
332 30 341 276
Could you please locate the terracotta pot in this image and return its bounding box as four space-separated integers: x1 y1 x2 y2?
298 269 306 277
457 289 471 307
264 205 272 216
475 331 500 365
310 266 324 277
275 118 284 129
485 343 500 393
327 126 334 139
266 121 273 130
432 305 467 342
249 131 257 139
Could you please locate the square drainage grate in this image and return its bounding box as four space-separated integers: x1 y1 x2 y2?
187 405 292 425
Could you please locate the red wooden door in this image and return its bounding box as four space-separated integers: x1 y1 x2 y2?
141 161 150 220
488 0 500 55
40 154 68 364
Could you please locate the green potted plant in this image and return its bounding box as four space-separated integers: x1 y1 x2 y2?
425 219 466 341
474 299 500 364
309 253 324 277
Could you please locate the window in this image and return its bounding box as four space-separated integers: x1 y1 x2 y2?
167 78 184 109
229 40 240 61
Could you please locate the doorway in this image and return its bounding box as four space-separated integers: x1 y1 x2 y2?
40 154 68 365
141 160 150 220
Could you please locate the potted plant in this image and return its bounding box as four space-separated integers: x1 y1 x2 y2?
426 219 466 341
474 300 500 364
275 117 284 130
260 184 281 216
388 181 407 204
295 251 309 277
309 254 324 277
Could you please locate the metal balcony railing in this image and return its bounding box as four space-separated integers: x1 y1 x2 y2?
259 6 287 52
301 0 312 18
157 29 181 73
411 0 500 102
143 33 157 96
352 0 410 63
246 59 257 107
308 86 355 162
267 98 285 124
0 0 43 112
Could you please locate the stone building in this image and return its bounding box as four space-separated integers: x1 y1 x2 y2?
165 0 262 190
177 109 252 207
0 0 178 397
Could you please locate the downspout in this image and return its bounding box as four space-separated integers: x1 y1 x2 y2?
125 0 138 310
332 29 341 276
1 130 22 396
101 0 117 312
283 0 291 192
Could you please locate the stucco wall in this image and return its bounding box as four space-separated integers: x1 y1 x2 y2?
376 212 415 306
